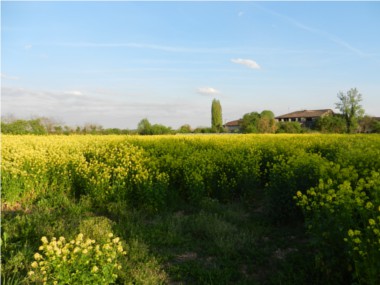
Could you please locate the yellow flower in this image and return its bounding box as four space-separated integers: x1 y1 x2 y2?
366 202 374 209
354 238 361 244
41 236 48 244
108 233 114 238
112 237 120 244
91 266 99 273
31 261 38 268
77 233 84 241
28 271 35 276
34 253 42 260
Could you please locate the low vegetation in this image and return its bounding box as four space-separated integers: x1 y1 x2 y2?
2 134 380 284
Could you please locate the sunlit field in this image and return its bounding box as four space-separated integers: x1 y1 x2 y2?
2 134 380 284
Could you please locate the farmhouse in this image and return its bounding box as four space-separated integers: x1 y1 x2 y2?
224 119 243 132
275 109 334 128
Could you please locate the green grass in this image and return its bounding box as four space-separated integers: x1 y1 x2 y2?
2 188 330 285
104 190 324 284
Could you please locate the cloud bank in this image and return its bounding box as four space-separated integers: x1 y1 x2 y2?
1 73 20 80
1 86 211 129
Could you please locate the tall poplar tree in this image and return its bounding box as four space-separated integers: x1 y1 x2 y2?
211 99 223 133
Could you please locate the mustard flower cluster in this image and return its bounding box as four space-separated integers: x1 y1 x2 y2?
28 233 127 284
295 172 380 284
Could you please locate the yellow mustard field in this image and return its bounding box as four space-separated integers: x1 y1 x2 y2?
2 134 380 284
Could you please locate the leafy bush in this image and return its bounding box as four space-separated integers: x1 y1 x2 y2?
296 172 380 284
266 152 331 223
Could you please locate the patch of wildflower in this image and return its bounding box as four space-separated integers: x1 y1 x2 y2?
28 233 127 284
295 171 380 285
344 211 380 284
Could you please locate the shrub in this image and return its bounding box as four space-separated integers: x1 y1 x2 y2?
266 152 331 223
296 172 380 284
28 233 126 284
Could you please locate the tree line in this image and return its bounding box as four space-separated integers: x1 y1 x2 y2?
2 88 379 135
215 88 380 134
0 116 214 135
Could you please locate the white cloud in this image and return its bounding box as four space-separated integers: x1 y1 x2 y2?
1 73 19 80
65 90 84 96
24 44 33 50
238 11 244 17
231 58 261 69
197 87 220 96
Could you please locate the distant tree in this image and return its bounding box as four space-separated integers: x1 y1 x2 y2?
373 121 380 133
29 118 47 134
82 123 103 134
151 124 172 135
1 119 29 134
359 116 380 133
54 125 63 134
258 110 277 133
193 127 212 133
335 88 365 133
211 99 223 133
102 128 121 135
276 122 303 134
63 125 73 135
241 112 260 133
178 124 192 133
137 118 152 135
315 115 346 133
39 117 60 133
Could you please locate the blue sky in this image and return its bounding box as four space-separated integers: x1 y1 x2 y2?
2 1 380 129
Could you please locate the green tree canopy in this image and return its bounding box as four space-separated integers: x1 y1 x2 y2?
241 112 260 133
177 124 192 133
150 124 172 135
359 116 380 133
276 122 303 134
241 110 277 133
211 99 223 133
258 110 276 133
335 88 365 133
315 115 346 133
137 118 152 135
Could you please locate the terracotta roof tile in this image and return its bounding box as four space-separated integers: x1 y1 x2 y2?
275 109 333 119
224 119 242 126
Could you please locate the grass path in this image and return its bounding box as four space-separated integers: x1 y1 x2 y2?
109 190 317 284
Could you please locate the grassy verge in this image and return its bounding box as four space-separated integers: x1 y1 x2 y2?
2 188 324 284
